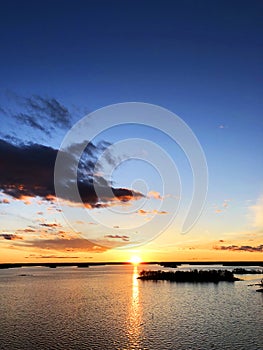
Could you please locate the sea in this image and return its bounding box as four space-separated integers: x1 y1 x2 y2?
0 264 262 350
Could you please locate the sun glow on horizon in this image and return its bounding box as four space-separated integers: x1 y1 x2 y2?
129 256 142 265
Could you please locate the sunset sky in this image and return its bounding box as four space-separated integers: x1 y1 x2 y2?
0 0 262 263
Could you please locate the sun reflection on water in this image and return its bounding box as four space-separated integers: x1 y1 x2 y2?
132 265 139 301
126 265 142 346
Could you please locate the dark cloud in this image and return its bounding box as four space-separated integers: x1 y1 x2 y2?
67 140 97 159
0 132 23 145
215 244 263 252
0 139 144 207
0 234 23 240
40 223 62 228
67 141 111 181
1 94 142 208
105 234 130 242
0 139 56 199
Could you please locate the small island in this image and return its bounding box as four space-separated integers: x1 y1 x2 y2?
159 262 178 268
138 269 240 283
256 279 263 293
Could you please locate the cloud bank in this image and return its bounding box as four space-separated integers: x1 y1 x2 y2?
0 139 144 208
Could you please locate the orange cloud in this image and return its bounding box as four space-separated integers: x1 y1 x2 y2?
0 198 10 204
0 233 23 240
137 209 168 215
152 210 168 215
138 209 147 215
20 195 32 205
214 199 231 213
148 191 162 199
18 237 108 252
23 228 36 233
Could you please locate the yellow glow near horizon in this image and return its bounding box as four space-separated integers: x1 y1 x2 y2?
129 256 142 265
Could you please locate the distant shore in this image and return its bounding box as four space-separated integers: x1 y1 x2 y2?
0 261 262 269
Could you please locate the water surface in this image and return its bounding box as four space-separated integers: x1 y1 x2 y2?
0 265 262 350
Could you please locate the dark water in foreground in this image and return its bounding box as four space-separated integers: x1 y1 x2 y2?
0 265 262 350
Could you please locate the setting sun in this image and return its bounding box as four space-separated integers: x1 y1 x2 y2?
129 256 142 265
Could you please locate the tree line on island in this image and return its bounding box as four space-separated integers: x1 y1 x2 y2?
138 269 240 283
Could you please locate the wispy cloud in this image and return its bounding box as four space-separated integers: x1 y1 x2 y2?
104 234 130 242
218 124 228 129
0 106 7 115
18 237 108 252
15 113 47 134
249 195 263 228
25 254 80 259
6 94 73 136
214 199 231 214
25 95 72 129
137 209 168 215
147 191 162 199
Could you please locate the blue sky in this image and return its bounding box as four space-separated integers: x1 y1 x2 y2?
0 0 262 262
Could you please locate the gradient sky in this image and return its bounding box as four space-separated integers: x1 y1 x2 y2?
0 0 262 262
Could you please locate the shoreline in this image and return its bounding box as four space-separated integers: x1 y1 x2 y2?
0 261 263 269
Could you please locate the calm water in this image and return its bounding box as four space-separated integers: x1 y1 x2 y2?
0 265 262 350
